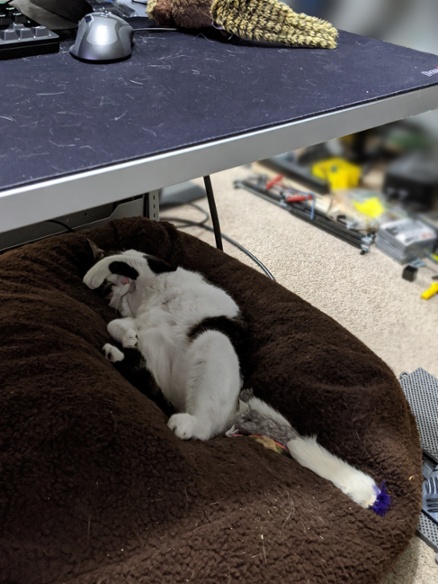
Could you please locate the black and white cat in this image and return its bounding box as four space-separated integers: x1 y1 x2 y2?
83 249 388 513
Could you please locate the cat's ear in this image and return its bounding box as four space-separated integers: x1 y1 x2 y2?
145 255 177 275
87 239 105 260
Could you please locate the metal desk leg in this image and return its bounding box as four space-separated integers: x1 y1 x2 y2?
203 176 223 251
143 190 160 220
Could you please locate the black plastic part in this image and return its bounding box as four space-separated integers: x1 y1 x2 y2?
160 182 205 208
402 264 418 282
29 0 91 24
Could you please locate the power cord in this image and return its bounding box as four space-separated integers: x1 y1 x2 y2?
203 224 275 280
163 203 276 281
47 219 75 232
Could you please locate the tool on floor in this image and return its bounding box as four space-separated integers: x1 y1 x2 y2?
421 282 438 300
234 175 373 253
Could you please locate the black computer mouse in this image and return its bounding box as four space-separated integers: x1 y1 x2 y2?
70 11 133 63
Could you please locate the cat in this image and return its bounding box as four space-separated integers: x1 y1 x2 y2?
84 248 245 441
83 248 389 513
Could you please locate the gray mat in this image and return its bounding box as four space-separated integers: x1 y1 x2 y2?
400 368 438 557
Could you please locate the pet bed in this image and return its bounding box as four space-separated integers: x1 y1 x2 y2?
0 217 421 583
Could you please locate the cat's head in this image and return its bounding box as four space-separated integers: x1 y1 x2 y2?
87 240 176 276
84 245 177 313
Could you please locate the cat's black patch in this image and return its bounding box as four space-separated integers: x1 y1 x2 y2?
110 345 175 417
188 315 251 379
109 261 139 281
144 255 176 275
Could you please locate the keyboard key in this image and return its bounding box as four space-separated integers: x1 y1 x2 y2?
32 25 48 38
0 28 17 41
12 11 28 24
17 27 33 40
0 13 12 27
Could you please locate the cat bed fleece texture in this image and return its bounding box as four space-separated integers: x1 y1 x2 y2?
0 217 421 584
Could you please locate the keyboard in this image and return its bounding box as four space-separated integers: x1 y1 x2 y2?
0 4 60 59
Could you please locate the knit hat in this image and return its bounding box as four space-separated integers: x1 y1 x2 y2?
147 0 338 49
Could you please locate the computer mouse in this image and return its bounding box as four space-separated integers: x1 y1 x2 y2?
70 11 134 63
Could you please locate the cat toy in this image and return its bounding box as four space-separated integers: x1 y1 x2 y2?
147 0 338 49
370 482 391 517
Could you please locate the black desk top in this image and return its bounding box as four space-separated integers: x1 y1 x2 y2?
1 29 438 193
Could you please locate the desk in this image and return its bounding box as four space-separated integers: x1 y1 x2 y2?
1 28 438 234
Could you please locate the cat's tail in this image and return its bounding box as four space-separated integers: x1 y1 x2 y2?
286 434 379 509
243 394 390 513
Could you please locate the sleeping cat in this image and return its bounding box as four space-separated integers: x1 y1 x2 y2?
84 248 244 441
83 248 388 512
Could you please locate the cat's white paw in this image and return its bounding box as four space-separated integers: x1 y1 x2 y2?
83 260 112 289
122 329 138 349
337 472 378 509
103 343 124 363
168 413 210 441
168 413 197 440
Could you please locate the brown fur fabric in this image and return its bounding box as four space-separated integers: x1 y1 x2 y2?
0 218 421 583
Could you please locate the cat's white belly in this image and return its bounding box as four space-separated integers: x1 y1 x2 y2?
136 324 188 411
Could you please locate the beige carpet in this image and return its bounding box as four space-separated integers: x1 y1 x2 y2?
161 165 438 584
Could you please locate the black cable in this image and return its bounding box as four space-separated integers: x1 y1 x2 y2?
202 224 275 280
162 206 275 280
203 175 223 251
132 27 179 32
47 219 75 232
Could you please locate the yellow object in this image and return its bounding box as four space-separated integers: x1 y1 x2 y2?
421 283 438 300
353 197 385 219
312 158 361 190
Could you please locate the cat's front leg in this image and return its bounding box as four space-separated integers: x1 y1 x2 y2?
107 317 138 349
83 256 117 289
84 254 140 290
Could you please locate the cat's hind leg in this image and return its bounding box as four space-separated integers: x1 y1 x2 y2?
103 342 125 363
168 330 241 441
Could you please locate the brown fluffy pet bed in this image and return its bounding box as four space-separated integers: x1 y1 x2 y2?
0 217 421 583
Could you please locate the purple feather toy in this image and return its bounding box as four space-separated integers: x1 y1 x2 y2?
370 481 391 516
